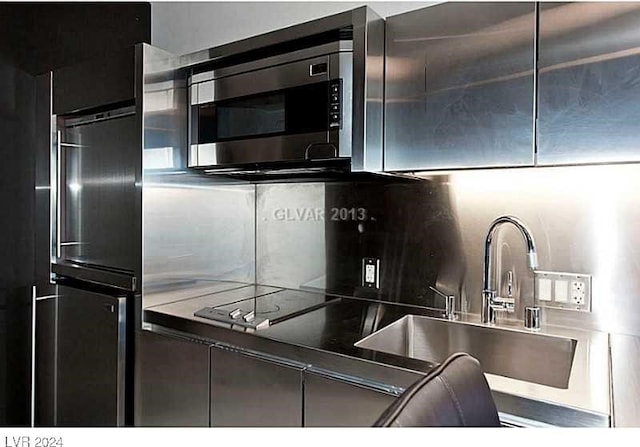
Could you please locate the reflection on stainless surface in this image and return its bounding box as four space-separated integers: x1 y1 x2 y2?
355 314 577 389
384 2 535 170
481 215 537 324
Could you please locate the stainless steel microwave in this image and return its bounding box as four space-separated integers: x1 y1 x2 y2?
188 41 353 170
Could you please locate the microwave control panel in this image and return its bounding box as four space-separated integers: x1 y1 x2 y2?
329 79 342 129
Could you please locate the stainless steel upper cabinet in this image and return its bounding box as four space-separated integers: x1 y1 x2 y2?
538 2 640 165
384 3 536 171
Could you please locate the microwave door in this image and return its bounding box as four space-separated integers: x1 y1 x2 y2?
54 107 140 284
194 83 334 166
190 54 346 167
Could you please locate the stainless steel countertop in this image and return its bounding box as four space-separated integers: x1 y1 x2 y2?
610 333 640 427
143 280 256 308
143 284 612 426
449 314 610 417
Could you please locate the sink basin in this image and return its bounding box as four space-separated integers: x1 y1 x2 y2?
355 315 577 389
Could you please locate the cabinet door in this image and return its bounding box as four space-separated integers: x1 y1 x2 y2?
210 347 303 427
384 2 535 171
538 2 640 165
304 372 397 427
135 330 210 427
56 285 126 426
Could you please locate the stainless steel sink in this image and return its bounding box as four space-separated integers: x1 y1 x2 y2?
355 315 577 389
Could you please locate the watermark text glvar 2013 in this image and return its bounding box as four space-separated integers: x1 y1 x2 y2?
272 207 370 222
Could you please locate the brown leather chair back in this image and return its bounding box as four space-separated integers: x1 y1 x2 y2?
374 352 501 427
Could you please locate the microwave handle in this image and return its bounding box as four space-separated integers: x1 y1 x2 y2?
304 143 338 160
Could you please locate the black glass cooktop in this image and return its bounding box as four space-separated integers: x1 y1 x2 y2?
194 288 338 329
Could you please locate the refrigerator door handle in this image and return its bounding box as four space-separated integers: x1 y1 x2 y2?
103 303 115 313
52 262 137 292
54 129 61 260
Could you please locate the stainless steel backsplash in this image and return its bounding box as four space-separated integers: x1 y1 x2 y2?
143 162 640 336
143 175 256 287
256 183 326 291
255 164 640 337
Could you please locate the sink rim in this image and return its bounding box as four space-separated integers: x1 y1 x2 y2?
355 313 579 347
354 313 578 390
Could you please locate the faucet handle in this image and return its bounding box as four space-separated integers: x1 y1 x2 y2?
492 296 515 313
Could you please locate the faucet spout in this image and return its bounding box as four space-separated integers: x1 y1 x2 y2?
481 216 537 324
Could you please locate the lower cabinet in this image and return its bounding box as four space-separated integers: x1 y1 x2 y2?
210 347 303 426
135 330 211 427
136 331 398 427
303 372 397 427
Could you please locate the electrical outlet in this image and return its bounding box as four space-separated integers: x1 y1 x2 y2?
571 281 586 305
534 271 591 312
362 258 380 288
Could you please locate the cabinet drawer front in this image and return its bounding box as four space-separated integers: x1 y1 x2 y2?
211 348 303 427
135 331 210 427
304 373 396 427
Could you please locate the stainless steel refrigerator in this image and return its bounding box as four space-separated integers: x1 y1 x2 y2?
35 46 142 426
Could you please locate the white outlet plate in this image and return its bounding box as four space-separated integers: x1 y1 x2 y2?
534 271 591 312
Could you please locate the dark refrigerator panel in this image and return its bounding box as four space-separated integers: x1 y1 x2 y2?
55 284 127 426
38 46 143 427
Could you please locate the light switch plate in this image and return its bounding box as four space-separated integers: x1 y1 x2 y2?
534 271 591 312
537 278 552 301
554 280 569 303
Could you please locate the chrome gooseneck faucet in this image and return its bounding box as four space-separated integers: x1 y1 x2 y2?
482 216 538 324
